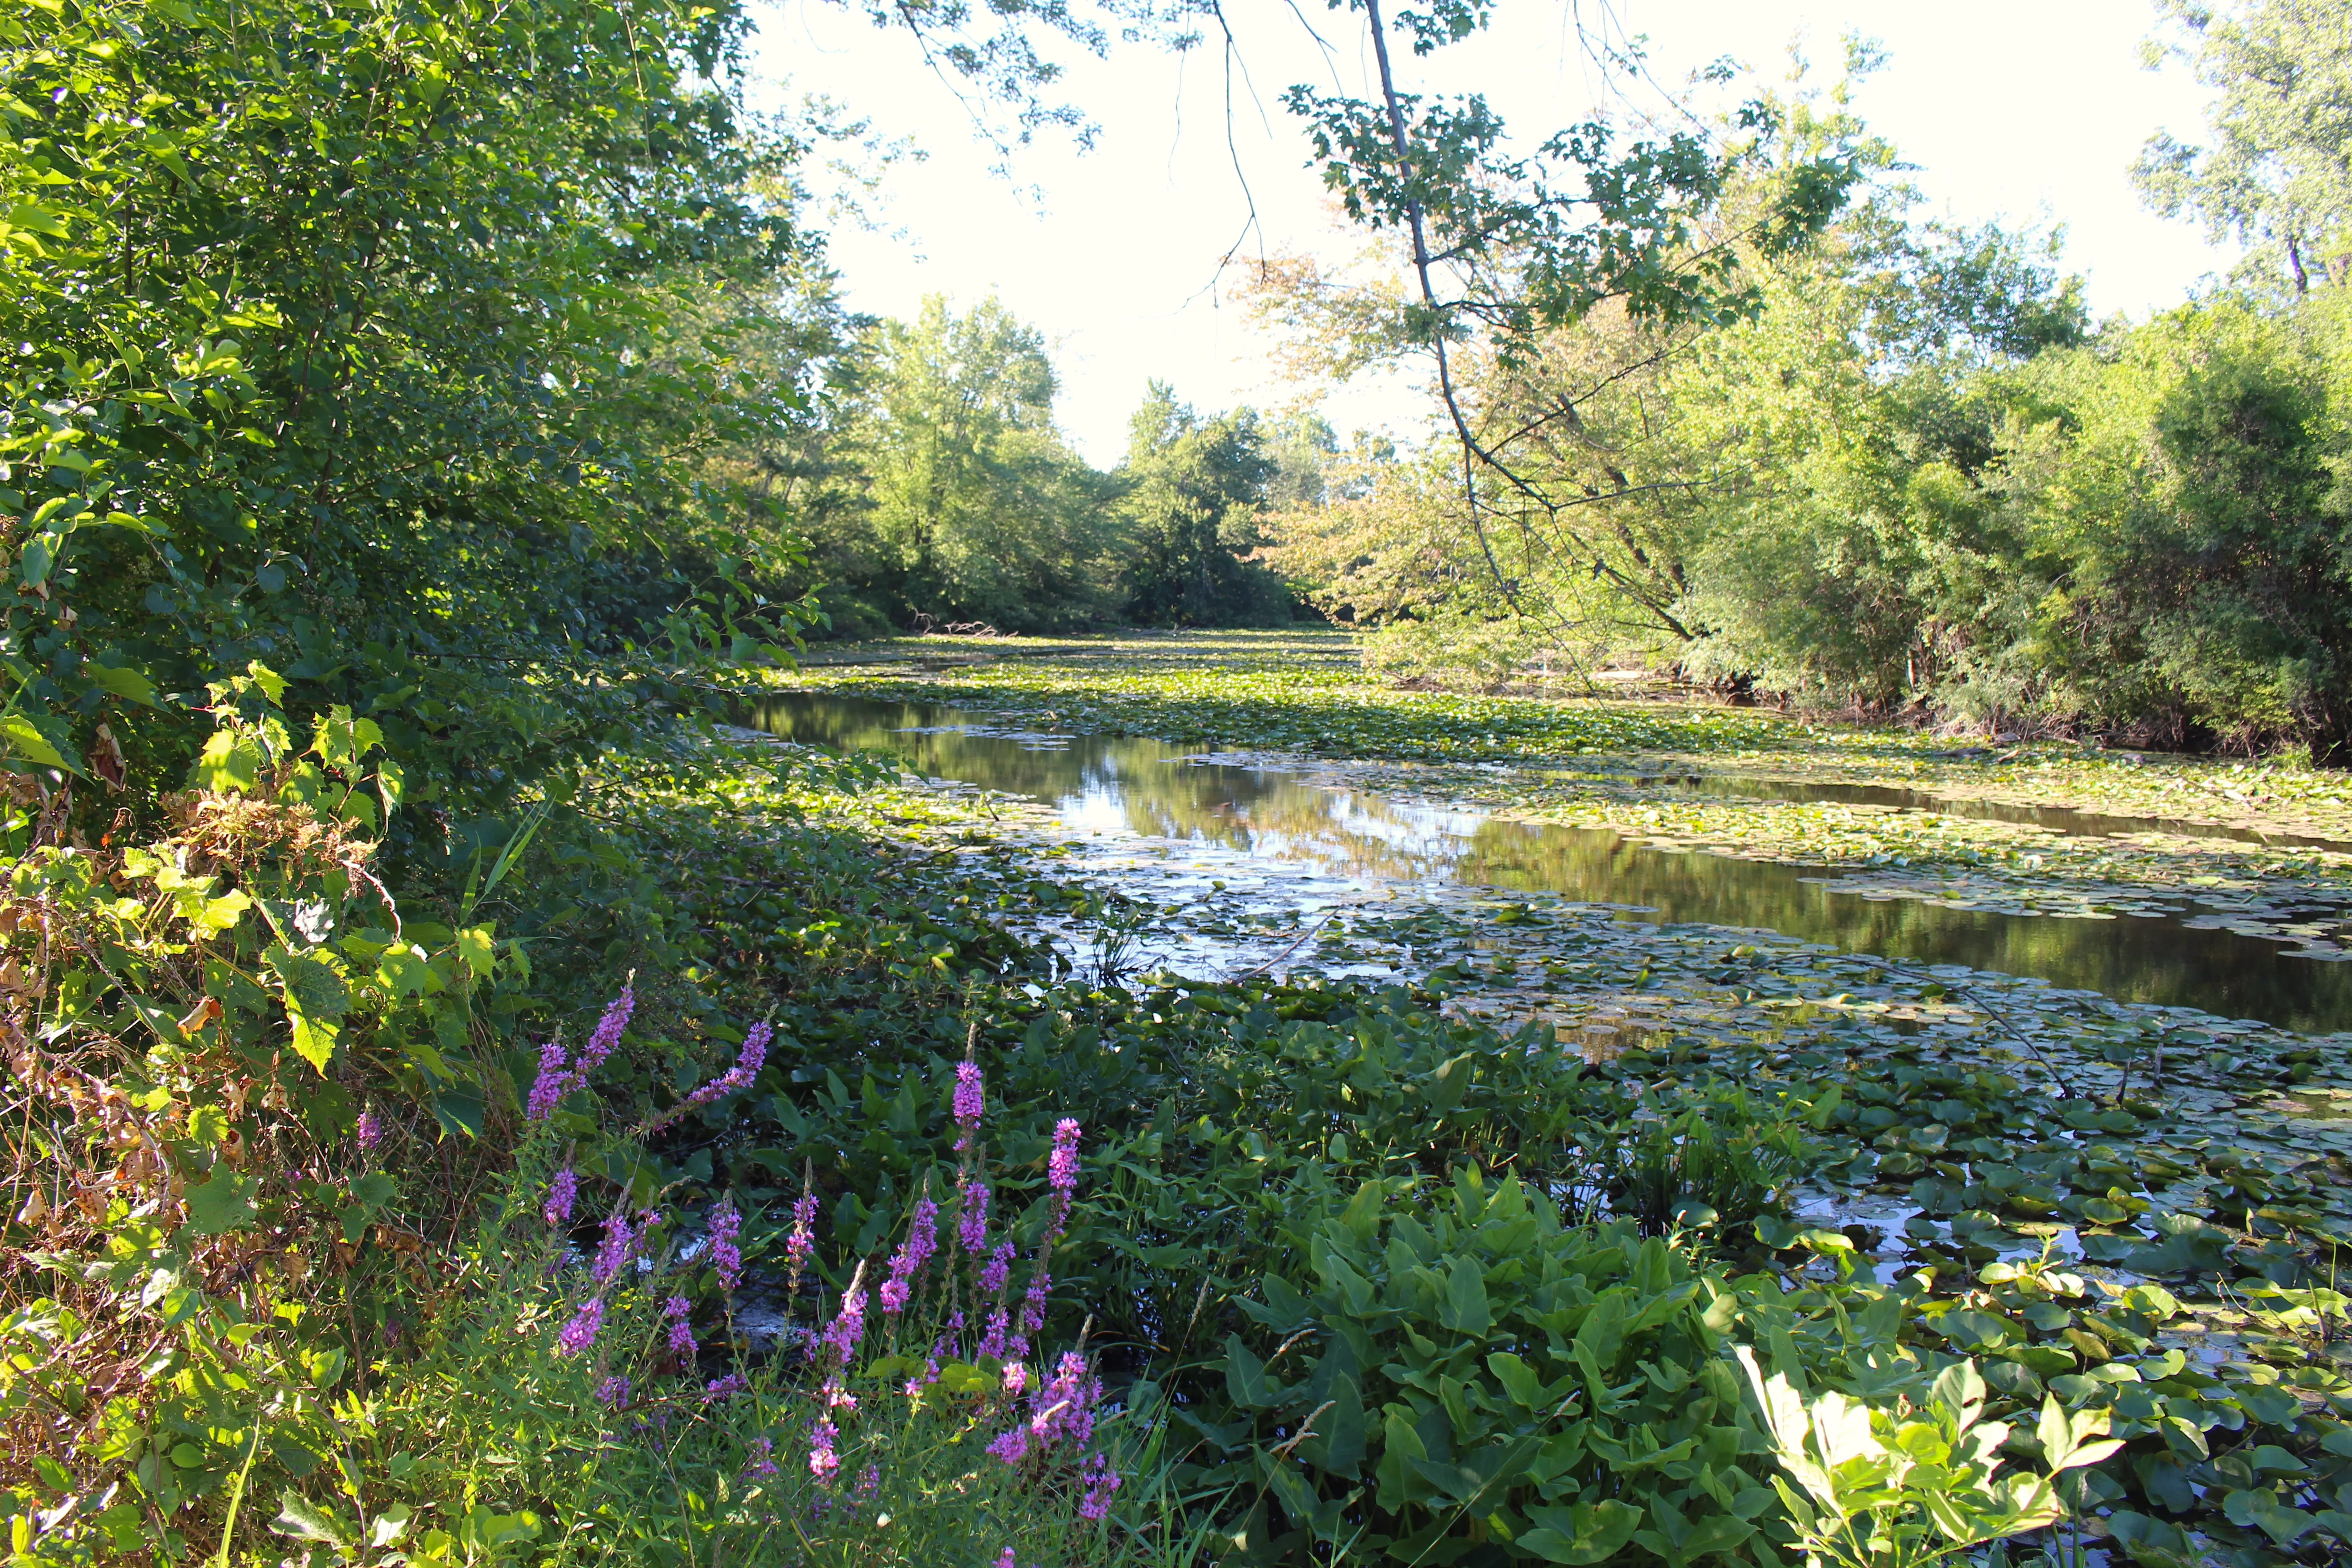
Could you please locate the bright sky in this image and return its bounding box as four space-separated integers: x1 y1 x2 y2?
747 0 2231 466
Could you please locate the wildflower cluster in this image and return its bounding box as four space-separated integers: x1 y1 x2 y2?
640 1020 776 1136
707 1196 743 1292
525 985 635 1120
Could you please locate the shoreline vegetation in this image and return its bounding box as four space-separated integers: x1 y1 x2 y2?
10 0 2352 1563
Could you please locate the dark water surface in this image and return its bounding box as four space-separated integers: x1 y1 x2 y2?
747 693 2352 1034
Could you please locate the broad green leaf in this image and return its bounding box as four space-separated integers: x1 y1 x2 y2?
1224 1334 1271 1408
0 714 70 770
184 1169 257 1235
1439 1255 1491 1335
82 659 159 707
1521 1500 1642 1564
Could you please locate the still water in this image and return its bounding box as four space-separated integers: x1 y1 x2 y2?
747 693 2352 1034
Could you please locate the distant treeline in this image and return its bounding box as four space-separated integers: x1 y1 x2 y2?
760 298 1327 637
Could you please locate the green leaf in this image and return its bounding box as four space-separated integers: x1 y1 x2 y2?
1521 1500 1642 1564
4 202 70 239
268 946 350 1073
1224 1334 1272 1408
2222 1488 2318 1547
349 1171 398 1216
1487 1350 1546 1408
271 1490 348 1548
1439 1255 1491 1335
0 714 72 771
82 659 159 707
183 1168 257 1235
1426 1051 1474 1112
191 729 261 793
1299 1370 1367 1479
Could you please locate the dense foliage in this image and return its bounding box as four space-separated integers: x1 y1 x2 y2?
1265 16 2352 762
10 0 2352 1563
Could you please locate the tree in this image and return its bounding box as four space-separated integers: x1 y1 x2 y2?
2136 0 2352 294
1120 383 1289 626
1 0 823 818
836 297 1121 630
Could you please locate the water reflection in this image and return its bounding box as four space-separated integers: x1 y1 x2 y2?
746 693 2352 1033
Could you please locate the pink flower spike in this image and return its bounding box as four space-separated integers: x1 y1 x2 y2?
958 1180 991 1256
1048 1119 1082 1195
707 1197 743 1292
555 1298 603 1357
952 1061 984 1150
979 1239 1013 1296
525 1038 574 1121
576 985 635 1078
543 1167 578 1229
1079 1451 1122 1520
591 1212 636 1285
736 1020 772 1076
807 1416 840 1483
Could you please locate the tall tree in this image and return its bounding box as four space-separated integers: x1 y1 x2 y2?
2136 0 2352 293
1120 384 1286 627
846 297 1119 630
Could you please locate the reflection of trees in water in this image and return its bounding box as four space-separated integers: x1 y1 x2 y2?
1460 821 2352 1029
750 695 2352 1032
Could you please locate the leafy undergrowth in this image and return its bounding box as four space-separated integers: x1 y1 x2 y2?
10 658 2352 1567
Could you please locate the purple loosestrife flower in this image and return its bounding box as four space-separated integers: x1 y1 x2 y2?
979 1239 1014 1296
977 1307 1009 1361
703 1373 748 1401
1017 1263 1051 1336
984 1425 1030 1467
555 1298 603 1357
574 984 635 1079
816 1269 868 1369
1078 1451 1122 1521
1001 1361 1029 1395
1032 1351 1100 1450
543 1168 578 1230
744 1436 779 1478
525 1037 573 1121
952 1061 984 1152
994 1553 1018 1568
664 1296 696 1358
677 1020 774 1113
856 1465 879 1499
596 1376 631 1408
807 1417 840 1483
1048 1119 1081 1200
879 1189 940 1316
785 1170 817 1295
707 1197 742 1292
591 1212 636 1285
957 1179 990 1256
354 1108 382 1152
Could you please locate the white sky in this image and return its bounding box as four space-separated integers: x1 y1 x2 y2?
747 0 2231 466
